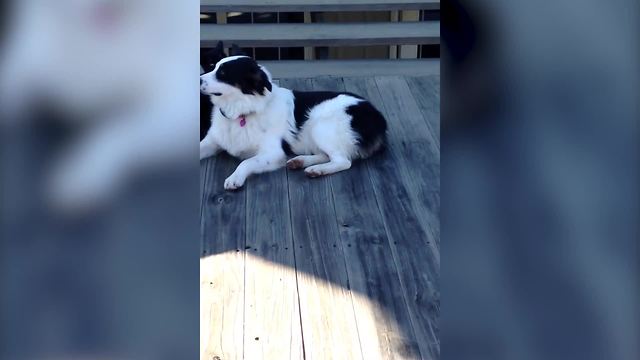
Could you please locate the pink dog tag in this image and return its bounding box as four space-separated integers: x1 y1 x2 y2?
239 116 246 127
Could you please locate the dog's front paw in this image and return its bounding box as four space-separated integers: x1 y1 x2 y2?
224 173 246 190
286 158 304 170
304 166 324 178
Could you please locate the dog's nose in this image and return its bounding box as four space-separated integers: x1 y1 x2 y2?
200 78 204 86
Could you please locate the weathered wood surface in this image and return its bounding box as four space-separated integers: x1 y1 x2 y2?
281 77 364 360
201 0 440 12
405 75 440 149
201 22 440 48
201 154 245 360
244 167 304 359
200 75 440 359
344 76 440 358
312 76 422 359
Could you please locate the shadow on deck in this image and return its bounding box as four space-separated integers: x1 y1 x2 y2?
200 75 440 359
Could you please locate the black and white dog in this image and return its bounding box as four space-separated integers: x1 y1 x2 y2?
200 55 387 190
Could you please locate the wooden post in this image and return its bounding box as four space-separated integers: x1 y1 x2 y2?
304 12 313 60
215 12 227 25
399 10 419 59
389 11 399 59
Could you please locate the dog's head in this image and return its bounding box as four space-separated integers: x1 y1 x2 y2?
199 55 273 118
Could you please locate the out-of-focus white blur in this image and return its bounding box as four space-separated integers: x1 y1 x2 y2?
0 0 199 358
442 0 638 359
1 0 199 211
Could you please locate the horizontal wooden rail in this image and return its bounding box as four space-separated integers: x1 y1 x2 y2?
201 0 440 12
201 21 440 47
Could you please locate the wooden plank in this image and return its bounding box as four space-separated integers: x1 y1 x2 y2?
201 0 440 12
280 77 363 360
374 76 440 244
405 75 440 149
311 76 423 359
200 153 246 360
200 158 214 222
343 76 440 359
243 168 304 359
201 22 440 48
261 59 440 79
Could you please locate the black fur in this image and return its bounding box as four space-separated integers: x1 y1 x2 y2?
281 139 295 157
200 41 227 140
215 57 272 96
201 41 225 73
346 101 388 150
291 91 362 130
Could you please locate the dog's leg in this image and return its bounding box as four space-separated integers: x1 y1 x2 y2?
286 154 329 170
200 132 220 160
304 154 352 178
304 124 352 177
224 150 285 190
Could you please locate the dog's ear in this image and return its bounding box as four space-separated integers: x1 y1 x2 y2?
257 68 272 93
213 41 228 60
240 64 272 95
230 44 247 56
201 43 228 72
249 68 272 95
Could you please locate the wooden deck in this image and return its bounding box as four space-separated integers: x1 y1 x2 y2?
200 75 440 359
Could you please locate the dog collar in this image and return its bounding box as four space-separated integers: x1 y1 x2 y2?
220 108 247 127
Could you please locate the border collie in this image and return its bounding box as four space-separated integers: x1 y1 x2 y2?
200 56 387 190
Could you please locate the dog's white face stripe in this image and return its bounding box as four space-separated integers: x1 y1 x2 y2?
211 55 250 73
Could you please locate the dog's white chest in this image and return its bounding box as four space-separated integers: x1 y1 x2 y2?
212 115 264 159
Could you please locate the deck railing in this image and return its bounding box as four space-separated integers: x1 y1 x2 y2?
200 0 440 77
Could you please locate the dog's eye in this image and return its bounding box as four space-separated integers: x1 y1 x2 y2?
218 70 225 76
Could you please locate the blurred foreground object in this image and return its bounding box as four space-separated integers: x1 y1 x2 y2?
0 0 198 213
441 0 639 359
1 0 200 358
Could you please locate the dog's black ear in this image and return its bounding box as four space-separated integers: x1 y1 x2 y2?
251 68 272 95
257 68 272 93
201 42 228 72
230 44 247 56
240 65 272 95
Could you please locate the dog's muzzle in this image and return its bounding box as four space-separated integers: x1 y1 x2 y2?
200 78 222 96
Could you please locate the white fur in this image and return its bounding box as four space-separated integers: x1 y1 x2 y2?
200 59 369 190
0 0 199 211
